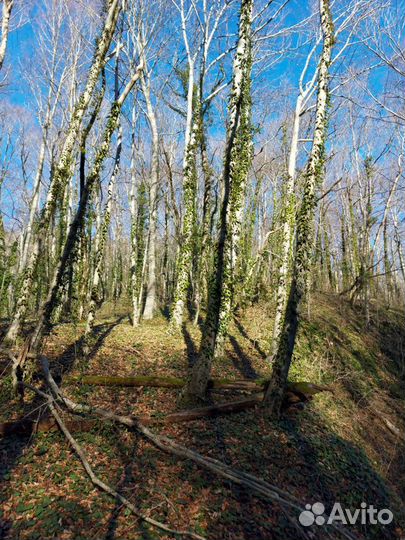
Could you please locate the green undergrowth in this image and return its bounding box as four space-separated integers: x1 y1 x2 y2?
1 293 404 539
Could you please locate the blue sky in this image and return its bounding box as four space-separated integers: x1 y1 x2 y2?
0 0 403 234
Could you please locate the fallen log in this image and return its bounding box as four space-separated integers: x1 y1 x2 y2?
65 375 185 388
65 375 333 399
146 395 263 424
34 358 356 540
143 386 324 425
1 394 303 437
1 376 332 436
23 384 205 540
2 365 333 437
64 374 265 392
0 391 303 436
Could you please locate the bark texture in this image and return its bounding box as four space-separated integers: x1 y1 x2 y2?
170 76 199 329
4 0 121 344
0 0 13 71
264 0 335 416
180 0 254 404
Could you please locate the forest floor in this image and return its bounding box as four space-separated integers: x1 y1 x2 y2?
1 293 405 540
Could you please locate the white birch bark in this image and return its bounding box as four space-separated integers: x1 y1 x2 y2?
11 62 143 389
3 0 121 344
181 0 254 404
85 125 122 337
0 0 13 72
393 210 405 300
264 0 335 415
141 70 159 320
130 167 140 327
169 59 198 328
169 0 200 329
270 1 366 351
270 35 322 357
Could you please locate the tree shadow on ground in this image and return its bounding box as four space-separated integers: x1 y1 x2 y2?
0 315 127 540
179 317 261 378
51 315 127 379
197 407 404 540
111 398 404 540
104 432 141 540
0 380 58 510
229 335 259 379
2 303 405 539
0 418 98 539
182 323 199 368
233 316 267 360
2 386 404 539
0 498 95 540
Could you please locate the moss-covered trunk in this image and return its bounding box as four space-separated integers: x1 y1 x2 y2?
264 0 335 416
3 0 121 345
180 0 254 405
13 64 143 389
170 68 199 329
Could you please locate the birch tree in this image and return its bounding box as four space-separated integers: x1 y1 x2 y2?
19 0 80 276
140 67 159 320
180 0 254 404
84 41 123 341
270 0 370 356
169 0 200 329
192 0 236 324
134 26 161 320
3 0 122 345
264 0 335 416
0 0 13 72
270 40 320 359
13 60 144 389
169 0 237 329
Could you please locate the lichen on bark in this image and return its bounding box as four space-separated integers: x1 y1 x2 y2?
264 0 335 417
179 0 254 405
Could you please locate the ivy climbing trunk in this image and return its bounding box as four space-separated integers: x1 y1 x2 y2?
12 64 143 391
264 0 335 416
170 65 199 329
129 140 140 327
3 0 121 345
192 50 214 325
84 41 123 339
84 125 122 340
270 94 303 358
179 0 253 405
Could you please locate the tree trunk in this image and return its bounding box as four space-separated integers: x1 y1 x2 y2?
270 94 303 357
170 63 199 329
0 0 13 71
264 0 335 416
180 0 253 405
85 125 122 338
141 72 159 320
130 178 140 326
13 64 143 390
3 0 121 345
84 43 123 337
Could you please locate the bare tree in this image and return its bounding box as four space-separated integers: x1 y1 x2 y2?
180 0 254 405
264 0 335 416
3 0 122 344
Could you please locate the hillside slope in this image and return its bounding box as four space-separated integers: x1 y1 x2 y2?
1 293 404 540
